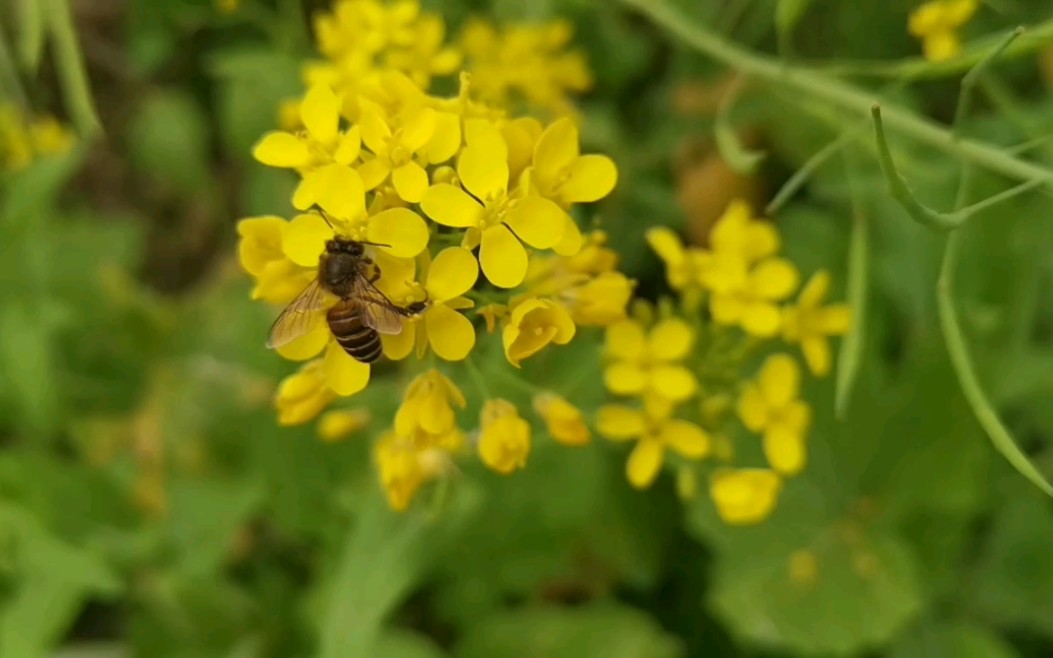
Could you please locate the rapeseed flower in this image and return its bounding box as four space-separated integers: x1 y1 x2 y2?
318 409 372 442
603 318 699 403
709 468 782 525
533 393 590 446
737 354 811 476
597 404 710 489
478 399 531 474
394 369 466 443
782 271 851 377
908 0 979 62
502 297 575 367
275 361 338 426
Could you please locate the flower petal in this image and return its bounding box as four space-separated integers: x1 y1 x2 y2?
751 258 800 300
382 326 416 360
421 184 484 228
425 305 475 360
293 164 366 221
736 383 768 432
301 85 339 145
276 322 329 361
360 104 392 156
759 353 800 407
764 428 806 476
562 155 618 203
458 146 508 201
800 270 831 307
367 208 429 258
627 439 664 489
253 132 311 168
392 161 429 203
604 362 645 396
645 227 685 266
552 217 583 256
709 468 782 525
426 247 479 301
818 305 852 335
333 126 362 165
650 365 698 401
647 319 694 361
503 196 566 249
398 107 437 152
479 225 527 288
659 420 710 459
323 341 371 396
533 117 579 178
605 320 645 360
802 336 832 377
283 213 333 267
420 111 462 164
596 405 646 439
741 302 782 337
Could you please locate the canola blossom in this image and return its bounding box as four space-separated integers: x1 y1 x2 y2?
236 0 848 522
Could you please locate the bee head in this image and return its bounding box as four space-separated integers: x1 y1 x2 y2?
405 300 428 315
326 239 365 257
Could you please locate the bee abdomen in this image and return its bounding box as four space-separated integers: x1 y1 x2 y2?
327 302 383 364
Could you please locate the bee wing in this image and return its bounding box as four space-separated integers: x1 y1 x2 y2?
267 279 327 348
352 277 409 336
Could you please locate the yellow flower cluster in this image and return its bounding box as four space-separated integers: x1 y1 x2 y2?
908 0 979 62
596 200 850 525
236 0 628 510
0 103 74 172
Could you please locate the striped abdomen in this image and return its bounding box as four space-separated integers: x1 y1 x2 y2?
327 300 382 363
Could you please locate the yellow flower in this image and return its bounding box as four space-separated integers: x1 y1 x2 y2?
281 203 428 267
502 297 575 367
381 13 463 88
603 318 699 402
563 271 633 326
709 468 782 525
646 227 707 291
596 404 710 489
394 369 466 443
317 409 371 442
316 0 419 59
528 117 618 253
374 430 452 511
275 360 338 425
459 18 592 116
737 354 811 476
0 104 74 171
420 119 569 288
708 200 780 263
908 0 978 62
478 399 531 474
533 393 590 446
357 101 447 202
703 250 798 338
383 247 478 361
237 216 289 278
782 271 851 377
253 84 361 174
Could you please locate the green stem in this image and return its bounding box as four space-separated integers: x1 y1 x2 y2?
951 27 1024 140
46 0 101 137
16 0 45 72
616 0 1053 190
462 356 492 399
0 22 28 108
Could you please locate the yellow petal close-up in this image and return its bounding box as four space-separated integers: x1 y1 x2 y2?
764 429 806 476
275 322 329 361
649 365 698 402
596 404 646 439
802 336 832 377
503 196 567 250
300 84 339 145
645 227 685 266
736 383 769 433
561 154 618 203
709 468 783 525
391 161 429 203
750 258 800 300
458 145 508 202
648 318 694 362
252 132 311 168
419 111 461 164
323 342 371 396
604 363 646 396
333 126 362 166
357 157 390 191
421 183 484 228
800 270 831 308
627 439 665 489
425 305 475 361
397 107 437 153
552 217 583 256
367 208 429 258
293 164 366 221
282 213 333 267
382 326 416 361
758 353 800 408
740 302 782 337
532 117 579 179
237 216 287 276
659 419 711 459
605 319 646 360
479 224 528 288
426 247 478 302
359 104 393 157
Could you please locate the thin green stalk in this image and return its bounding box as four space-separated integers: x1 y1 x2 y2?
0 22 28 108
16 0 45 72
834 150 868 420
46 0 101 137
616 0 1053 190
766 122 865 216
951 27 1024 139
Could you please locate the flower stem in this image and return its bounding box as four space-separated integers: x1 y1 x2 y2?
616 0 1053 190
46 0 102 137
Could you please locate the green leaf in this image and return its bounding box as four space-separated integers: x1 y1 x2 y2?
889 622 1020 658
317 490 481 658
453 603 683 658
774 0 814 55
707 528 924 655
126 90 212 195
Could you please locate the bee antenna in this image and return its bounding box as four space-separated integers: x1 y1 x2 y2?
359 240 392 248
307 204 335 230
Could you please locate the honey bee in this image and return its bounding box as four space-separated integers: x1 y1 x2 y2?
267 225 426 364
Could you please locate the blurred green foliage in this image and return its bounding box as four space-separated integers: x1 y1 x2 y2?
2 0 1053 656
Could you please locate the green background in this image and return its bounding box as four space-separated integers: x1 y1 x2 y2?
2 0 1053 656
